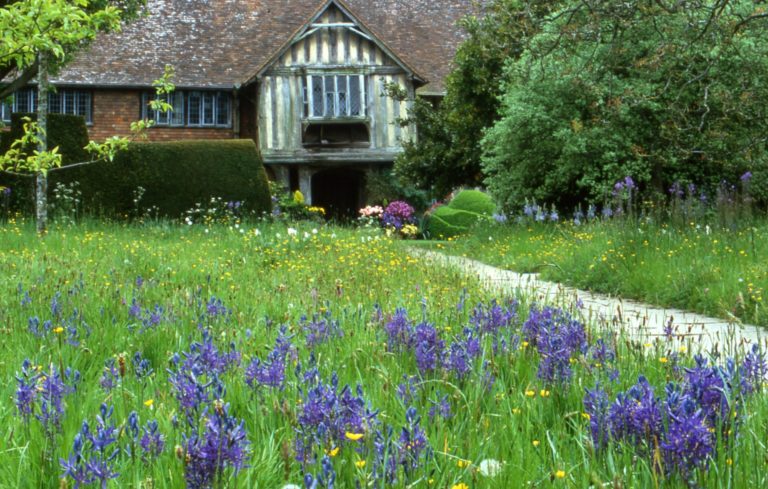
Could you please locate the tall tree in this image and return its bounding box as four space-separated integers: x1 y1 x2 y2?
392 0 563 198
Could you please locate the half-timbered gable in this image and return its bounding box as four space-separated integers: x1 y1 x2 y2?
258 2 414 159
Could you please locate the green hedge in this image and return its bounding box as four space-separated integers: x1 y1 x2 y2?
2 138 271 218
426 189 496 239
448 189 496 215
1 113 90 211
425 213 466 239
0 112 89 165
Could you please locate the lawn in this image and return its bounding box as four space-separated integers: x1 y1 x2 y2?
434 219 768 327
0 219 766 488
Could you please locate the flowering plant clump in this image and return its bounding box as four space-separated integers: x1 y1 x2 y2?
381 201 415 231
183 196 244 226
269 182 326 222
584 348 767 479
358 201 419 237
359 205 384 219
358 205 384 227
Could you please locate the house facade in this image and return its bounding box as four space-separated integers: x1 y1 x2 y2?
2 0 479 215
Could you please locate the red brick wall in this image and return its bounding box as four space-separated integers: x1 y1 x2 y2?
89 89 235 141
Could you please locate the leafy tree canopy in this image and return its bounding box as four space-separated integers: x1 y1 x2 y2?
392 0 563 199
482 0 768 211
0 0 145 99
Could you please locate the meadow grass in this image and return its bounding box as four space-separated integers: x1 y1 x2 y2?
433 219 768 327
0 218 766 488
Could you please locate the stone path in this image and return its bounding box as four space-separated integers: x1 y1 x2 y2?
412 248 765 353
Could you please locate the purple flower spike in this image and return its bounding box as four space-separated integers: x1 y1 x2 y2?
183 402 250 488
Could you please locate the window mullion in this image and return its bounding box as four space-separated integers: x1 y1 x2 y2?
346 76 351 117
307 76 312 117
334 76 339 117
213 92 219 126
360 75 365 116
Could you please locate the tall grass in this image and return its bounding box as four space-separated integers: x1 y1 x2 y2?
438 218 768 327
0 218 765 488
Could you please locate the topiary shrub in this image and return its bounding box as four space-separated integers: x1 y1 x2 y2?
448 189 496 215
54 139 271 218
425 212 466 239
425 189 496 239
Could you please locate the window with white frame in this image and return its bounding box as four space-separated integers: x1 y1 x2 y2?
141 90 231 128
1 88 93 124
303 74 366 119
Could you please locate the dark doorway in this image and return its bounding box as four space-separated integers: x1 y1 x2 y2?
311 168 365 220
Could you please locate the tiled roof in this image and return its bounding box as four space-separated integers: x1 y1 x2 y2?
54 0 480 94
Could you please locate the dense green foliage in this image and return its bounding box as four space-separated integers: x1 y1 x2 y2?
392 1 561 198
0 112 89 164
3 139 271 217
426 189 496 238
4 139 269 218
57 139 272 217
0 112 90 209
364 168 429 211
482 0 768 212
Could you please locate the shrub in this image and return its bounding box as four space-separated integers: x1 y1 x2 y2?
0 113 90 212
425 190 496 239
481 3 768 211
448 190 496 215
1 139 270 219
0 112 90 165
56 139 272 218
365 168 429 211
424 212 465 239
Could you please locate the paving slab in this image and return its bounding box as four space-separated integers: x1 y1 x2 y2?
411 249 766 353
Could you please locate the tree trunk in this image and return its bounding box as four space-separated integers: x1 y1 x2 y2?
35 53 49 235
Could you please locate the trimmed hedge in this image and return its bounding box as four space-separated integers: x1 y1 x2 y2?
425 213 465 239
448 189 496 215
426 189 496 239
3 138 271 218
0 113 89 165
1 113 90 211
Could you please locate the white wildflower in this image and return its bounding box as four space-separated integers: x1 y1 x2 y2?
478 459 502 477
